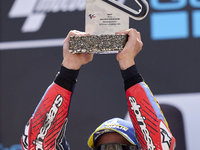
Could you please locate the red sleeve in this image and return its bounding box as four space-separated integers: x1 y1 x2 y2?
21 83 72 150
126 82 176 150
21 66 78 150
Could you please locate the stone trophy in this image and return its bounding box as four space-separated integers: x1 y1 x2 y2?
69 0 149 54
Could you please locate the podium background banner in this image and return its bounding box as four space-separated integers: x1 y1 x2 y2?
0 0 200 150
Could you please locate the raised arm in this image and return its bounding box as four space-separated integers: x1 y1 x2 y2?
21 30 93 150
117 29 176 150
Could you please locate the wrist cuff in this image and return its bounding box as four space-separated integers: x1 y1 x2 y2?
60 65 79 80
121 65 139 81
121 65 143 91
54 65 79 91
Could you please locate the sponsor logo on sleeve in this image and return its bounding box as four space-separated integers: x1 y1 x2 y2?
55 119 68 150
129 96 156 150
22 121 30 150
160 121 172 150
33 94 63 150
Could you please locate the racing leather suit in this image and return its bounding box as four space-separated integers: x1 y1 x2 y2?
21 65 176 150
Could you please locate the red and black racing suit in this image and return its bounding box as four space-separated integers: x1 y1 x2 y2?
21 65 176 150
